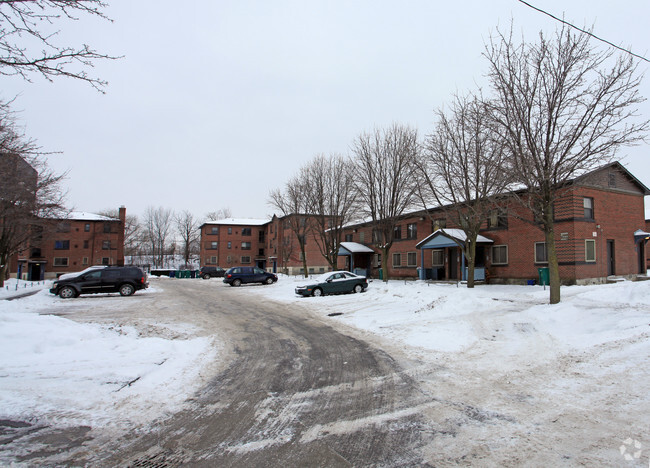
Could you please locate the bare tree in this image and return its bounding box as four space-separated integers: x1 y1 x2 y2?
485 25 648 303
0 100 66 285
0 0 117 91
174 210 200 268
204 208 232 222
302 153 358 270
142 206 173 268
269 177 311 277
414 93 511 287
352 124 420 282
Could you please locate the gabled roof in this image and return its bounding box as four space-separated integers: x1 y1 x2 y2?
339 242 375 254
416 229 493 249
572 161 650 195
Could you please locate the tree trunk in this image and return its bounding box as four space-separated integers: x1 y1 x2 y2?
300 242 308 278
543 204 561 304
466 237 477 289
381 246 390 282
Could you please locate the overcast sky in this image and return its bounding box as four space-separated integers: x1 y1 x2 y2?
3 0 650 221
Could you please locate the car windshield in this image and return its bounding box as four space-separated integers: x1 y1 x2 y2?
57 266 106 280
314 271 356 283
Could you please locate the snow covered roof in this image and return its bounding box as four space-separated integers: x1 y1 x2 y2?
203 217 270 226
65 211 118 221
339 242 375 254
416 229 493 249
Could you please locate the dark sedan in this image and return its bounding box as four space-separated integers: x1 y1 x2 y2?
295 271 368 297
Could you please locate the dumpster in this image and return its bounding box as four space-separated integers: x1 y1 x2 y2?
538 267 549 286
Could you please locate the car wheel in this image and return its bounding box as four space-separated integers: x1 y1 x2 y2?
353 284 363 294
232 279 242 287
119 284 135 296
59 286 77 299
264 277 274 285
202 274 211 280
312 288 323 297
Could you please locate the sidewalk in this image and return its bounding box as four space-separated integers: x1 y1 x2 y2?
0 279 50 300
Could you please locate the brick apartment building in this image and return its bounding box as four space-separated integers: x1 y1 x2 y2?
337 162 650 284
12 208 126 280
199 214 330 275
205 162 648 284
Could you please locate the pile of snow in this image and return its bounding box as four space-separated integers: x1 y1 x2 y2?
245 276 650 363
0 287 218 429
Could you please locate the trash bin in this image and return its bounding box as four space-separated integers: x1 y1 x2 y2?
190 270 196 279
169 270 176 278
538 267 549 286
379 269 383 280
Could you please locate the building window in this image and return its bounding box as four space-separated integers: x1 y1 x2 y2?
241 242 251 250
103 223 111 233
585 239 596 262
406 223 417 239
84 223 90 232
242 228 251 236
432 219 446 231
392 253 401 267
227 241 232 249
345 234 353 242
210 241 218 249
210 227 219 235
372 229 382 244
56 222 71 233
534 242 548 263
102 240 111 250
393 225 402 240
360 231 365 243
82 257 88 265
228 227 232 235
259 230 265 242
583 197 594 219
53 257 69 266
83 240 89 249
373 253 381 267
241 256 251 264
210 256 217 263
432 250 444 267
54 240 70 250
407 252 417 267
102 257 110 265
608 173 616 188
258 248 264 256
491 245 508 265
487 210 508 229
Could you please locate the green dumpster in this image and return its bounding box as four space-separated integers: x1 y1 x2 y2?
538 267 549 286
379 269 383 280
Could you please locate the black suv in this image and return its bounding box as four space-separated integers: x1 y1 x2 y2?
223 266 278 287
50 266 148 298
200 266 226 279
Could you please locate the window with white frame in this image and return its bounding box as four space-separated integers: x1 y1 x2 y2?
393 225 402 240
210 256 217 263
432 250 444 266
534 242 548 263
241 256 251 264
491 245 508 265
241 242 251 250
407 252 417 267
359 231 365 243
82 257 88 265
392 253 401 267
210 241 218 249
585 239 596 262
583 197 594 219
210 227 219 235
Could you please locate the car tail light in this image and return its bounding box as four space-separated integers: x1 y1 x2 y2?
227 274 232 278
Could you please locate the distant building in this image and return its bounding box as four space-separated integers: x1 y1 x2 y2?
13 208 126 280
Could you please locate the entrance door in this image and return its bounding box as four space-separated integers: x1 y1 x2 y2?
449 249 458 280
607 240 615 276
639 241 646 274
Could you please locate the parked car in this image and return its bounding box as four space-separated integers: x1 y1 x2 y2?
200 266 226 279
50 266 148 298
223 266 277 286
295 271 368 297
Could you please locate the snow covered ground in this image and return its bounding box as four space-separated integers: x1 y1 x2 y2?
0 282 219 430
1 274 649 464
